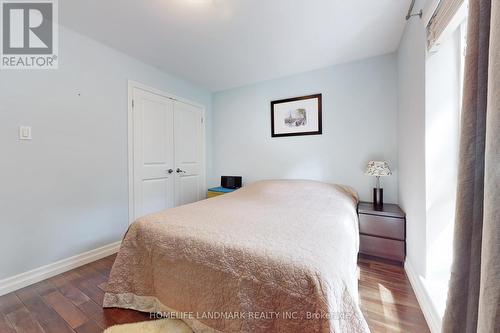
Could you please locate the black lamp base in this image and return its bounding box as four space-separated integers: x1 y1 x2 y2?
373 188 384 208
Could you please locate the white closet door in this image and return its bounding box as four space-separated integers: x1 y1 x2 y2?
133 88 175 218
174 101 204 206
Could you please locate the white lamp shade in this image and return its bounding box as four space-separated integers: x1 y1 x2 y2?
365 161 392 177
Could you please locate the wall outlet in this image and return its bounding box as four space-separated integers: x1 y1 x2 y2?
19 126 32 140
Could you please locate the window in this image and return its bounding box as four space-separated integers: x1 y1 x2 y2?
424 0 468 317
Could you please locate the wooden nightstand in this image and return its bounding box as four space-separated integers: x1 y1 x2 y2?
357 202 406 264
207 186 237 198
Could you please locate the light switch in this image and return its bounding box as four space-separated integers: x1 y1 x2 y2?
19 126 32 140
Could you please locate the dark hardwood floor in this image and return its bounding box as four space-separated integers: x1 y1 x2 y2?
0 255 429 332
357 257 430 332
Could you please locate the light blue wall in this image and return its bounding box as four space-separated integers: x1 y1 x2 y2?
212 53 399 203
0 26 212 279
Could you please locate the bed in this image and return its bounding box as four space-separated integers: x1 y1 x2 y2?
104 180 370 332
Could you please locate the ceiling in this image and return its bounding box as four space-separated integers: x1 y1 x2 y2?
60 0 408 92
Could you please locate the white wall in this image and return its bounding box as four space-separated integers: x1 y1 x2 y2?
0 26 212 279
397 0 428 278
212 53 398 203
397 1 446 331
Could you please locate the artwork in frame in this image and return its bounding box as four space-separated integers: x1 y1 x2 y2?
271 94 322 137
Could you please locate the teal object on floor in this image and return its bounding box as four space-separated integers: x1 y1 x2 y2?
208 186 236 193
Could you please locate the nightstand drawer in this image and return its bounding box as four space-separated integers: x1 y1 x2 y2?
359 214 405 240
359 235 405 262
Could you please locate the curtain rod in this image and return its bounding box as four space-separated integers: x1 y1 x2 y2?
406 0 423 20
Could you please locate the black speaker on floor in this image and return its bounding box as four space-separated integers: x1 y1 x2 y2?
221 176 242 189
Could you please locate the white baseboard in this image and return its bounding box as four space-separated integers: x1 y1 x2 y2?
0 241 121 296
404 260 442 333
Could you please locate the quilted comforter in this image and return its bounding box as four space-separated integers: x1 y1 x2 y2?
104 180 370 332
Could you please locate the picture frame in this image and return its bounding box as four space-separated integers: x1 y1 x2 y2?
270 94 322 137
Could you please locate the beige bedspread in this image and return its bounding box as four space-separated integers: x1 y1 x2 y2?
104 180 370 332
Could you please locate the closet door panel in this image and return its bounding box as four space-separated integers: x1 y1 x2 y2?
174 101 204 206
133 88 175 218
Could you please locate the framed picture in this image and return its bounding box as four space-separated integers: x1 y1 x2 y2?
271 94 322 137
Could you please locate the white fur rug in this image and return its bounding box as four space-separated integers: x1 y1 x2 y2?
103 318 192 333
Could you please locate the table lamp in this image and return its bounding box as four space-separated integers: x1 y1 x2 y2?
365 161 392 207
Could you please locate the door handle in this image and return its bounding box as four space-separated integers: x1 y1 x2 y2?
166 169 174 174
176 168 186 173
